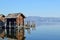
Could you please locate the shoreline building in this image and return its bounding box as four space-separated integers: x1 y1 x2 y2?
0 14 5 29
0 13 26 40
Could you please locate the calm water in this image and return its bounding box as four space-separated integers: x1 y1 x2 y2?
25 24 60 40
1 23 60 40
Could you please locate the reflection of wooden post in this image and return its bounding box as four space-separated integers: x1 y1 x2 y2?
9 22 11 35
16 27 24 40
16 25 24 40
5 21 7 35
31 21 36 30
0 31 5 38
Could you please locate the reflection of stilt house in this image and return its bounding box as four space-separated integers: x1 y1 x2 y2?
5 13 25 40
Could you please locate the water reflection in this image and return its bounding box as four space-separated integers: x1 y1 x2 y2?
0 20 36 40
1 22 60 40
26 28 31 34
25 24 36 34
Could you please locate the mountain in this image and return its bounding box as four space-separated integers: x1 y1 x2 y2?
24 16 60 26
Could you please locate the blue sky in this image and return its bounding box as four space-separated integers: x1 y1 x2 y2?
0 0 60 17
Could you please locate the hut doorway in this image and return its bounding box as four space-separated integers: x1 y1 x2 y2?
6 18 17 38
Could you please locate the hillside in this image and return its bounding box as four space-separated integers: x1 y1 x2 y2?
25 16 60 26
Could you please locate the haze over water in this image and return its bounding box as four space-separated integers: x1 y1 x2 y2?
25 23 60 40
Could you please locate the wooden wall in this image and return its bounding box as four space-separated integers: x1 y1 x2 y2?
16 15 25 40
0 16 5 22
16 15 24 26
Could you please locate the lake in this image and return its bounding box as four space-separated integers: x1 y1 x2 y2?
25 24 60 40
1 22 60 40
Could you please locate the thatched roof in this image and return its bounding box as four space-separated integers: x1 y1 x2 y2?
5 13 25 18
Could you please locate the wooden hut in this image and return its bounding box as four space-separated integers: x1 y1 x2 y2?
0 14 5 39
0 14 5 29
5 13 25 40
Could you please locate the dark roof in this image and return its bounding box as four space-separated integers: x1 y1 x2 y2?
5 13 25 18
0 14 5 17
